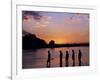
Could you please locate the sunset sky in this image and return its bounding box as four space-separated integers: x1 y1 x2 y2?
22 11 89 44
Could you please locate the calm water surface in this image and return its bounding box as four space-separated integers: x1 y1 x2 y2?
22 47 89 69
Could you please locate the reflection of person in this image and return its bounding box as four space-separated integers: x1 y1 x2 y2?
72 49 75 66
65 50 69 66
59 50 63 67
78 49 82 66
47 50 51 67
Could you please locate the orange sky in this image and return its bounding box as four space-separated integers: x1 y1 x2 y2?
22 11 89 44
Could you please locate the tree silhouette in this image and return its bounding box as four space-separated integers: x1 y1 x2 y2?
48 40 55 48
23 33 47 49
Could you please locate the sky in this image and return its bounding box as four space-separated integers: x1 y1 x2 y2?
22 11 89 44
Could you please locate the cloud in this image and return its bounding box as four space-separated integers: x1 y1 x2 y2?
22 11 42 20
66 13 89 21
64 13 89 25
34 16 52 28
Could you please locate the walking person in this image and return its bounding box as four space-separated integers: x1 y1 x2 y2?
72 49 75 66
78 49 82 66
59 50 63 67
47 50 51 67
65 50 69 67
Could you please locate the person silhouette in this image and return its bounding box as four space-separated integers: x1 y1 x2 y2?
72 49 75 66
59 50 63 67
47 50 51 67
65 50 69 67
78 49 82 66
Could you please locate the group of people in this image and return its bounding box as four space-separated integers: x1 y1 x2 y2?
47 49 82 67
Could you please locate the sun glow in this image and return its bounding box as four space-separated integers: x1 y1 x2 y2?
23 11 89 44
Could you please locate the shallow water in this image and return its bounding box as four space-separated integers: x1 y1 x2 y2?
22 46 89 69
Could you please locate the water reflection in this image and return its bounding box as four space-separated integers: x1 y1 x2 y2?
23 47 89 68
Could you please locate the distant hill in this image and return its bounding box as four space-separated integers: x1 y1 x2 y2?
23 33 89 50
23 33 47 50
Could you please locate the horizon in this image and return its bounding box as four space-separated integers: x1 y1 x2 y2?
22 11 89 44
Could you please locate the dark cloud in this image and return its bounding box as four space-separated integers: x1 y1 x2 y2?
22 11 42 20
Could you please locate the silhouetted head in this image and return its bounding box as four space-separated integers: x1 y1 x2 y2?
66 50 68 54
48 50 50 53
79 49 81 53
72 49 74 53
59 50 62 53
